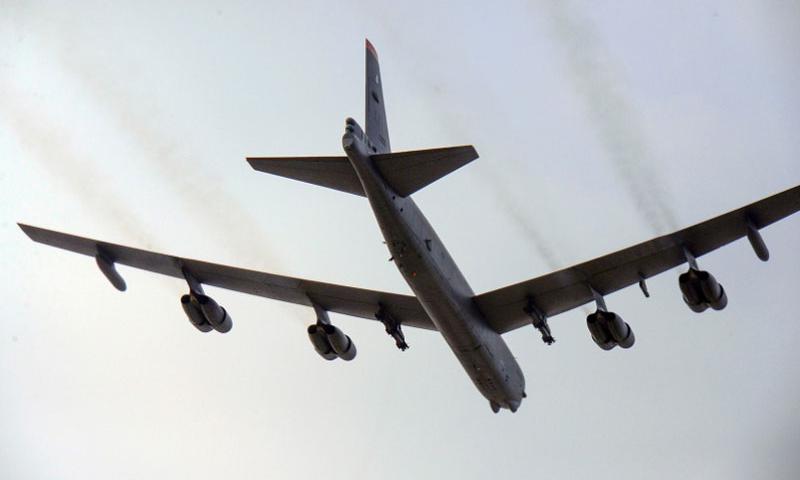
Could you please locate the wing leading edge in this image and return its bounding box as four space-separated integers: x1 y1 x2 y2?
18 224 436 331
475 184 800 334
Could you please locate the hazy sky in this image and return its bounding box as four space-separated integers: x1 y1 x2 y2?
2 1 799 478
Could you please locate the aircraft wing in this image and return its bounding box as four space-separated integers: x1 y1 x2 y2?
475 184 800 334
18 224 436 331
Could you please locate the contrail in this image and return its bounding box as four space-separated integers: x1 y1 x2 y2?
538 0 679 234
1 84 151 246
418 92 568 273
7 14 304 321
483 166 596 314
401 37 597 311
9 5 287 272
481 168 562 272
52 50 313 322
51 47 286 270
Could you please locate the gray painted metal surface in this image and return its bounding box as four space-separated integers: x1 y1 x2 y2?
18 40 800 412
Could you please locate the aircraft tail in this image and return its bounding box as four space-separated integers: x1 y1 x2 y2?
247 41 479 197
365 39 390 154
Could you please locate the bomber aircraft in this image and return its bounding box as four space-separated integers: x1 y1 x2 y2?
20 40 800 412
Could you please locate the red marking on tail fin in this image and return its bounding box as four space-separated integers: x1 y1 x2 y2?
365 38 378 59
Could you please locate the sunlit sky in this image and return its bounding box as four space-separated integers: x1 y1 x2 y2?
2 1 799 478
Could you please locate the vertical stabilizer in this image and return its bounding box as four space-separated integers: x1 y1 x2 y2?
365 39 391 153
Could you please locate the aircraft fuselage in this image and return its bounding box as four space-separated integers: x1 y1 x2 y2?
343 118 526 411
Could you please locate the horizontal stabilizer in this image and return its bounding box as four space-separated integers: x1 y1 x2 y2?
248 145 478 198
247 156 365 196
373 145 478 197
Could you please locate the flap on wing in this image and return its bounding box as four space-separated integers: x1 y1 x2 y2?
247 156 365 196
372 146 478 197
475 184 800 334
18 224 436 330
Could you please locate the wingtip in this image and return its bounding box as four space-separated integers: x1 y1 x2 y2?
17 222 48 243
17 222 34 236
365 38 378 59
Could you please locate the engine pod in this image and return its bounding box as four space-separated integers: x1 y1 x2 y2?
679 270 704 308
322 324 357 361
180 294 213 332
604 312 635 349
196 294 233 333
307 325 337 361
707 285 728 310
586 311 616 350
696 271 727 310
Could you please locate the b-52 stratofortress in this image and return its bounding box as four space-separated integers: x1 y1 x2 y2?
20 40 800 412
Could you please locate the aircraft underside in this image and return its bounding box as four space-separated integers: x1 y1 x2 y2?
17 39 800 413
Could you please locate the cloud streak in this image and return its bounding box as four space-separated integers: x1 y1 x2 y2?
51 47 287 270
2 84 151 246
540 0 679 234
481 169 562 272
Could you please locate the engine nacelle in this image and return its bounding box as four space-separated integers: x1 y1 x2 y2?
322 324 357 361
605 311 635 348
586 310 635 350
679 269 728 312
180 294 213 332
195 294 233 333
587 312 615 350
307 325 337 361
697 270 727 310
